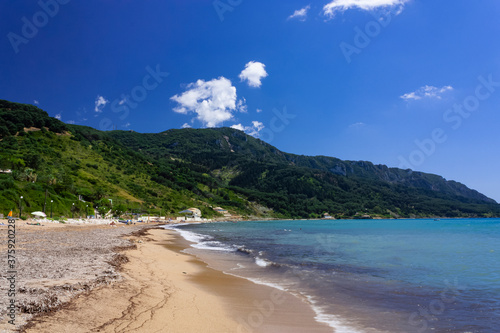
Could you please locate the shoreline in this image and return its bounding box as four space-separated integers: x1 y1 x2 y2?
8 224 331 332
6 218 486 332
164 228 333 333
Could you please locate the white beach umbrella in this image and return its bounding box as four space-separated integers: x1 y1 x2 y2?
31 211 47 217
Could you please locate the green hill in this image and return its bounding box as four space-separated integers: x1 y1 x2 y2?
1 99 499 219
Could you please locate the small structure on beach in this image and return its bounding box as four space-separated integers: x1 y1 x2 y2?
178 208 202 221
31 211 47 218
213 207 231 217
187 208 201 218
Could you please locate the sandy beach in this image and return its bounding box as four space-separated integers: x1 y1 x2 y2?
0 220 151 331
0 221 331 333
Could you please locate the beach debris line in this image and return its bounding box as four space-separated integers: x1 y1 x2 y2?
0 224 153 331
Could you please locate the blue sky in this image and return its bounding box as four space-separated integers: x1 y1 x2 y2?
2 0 500 201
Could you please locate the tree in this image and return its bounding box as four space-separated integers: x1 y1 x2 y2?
5 121 17 135
20 168 37 182
113 203 127 217
0 125 9 138
25 154 42 169
93 187 106 201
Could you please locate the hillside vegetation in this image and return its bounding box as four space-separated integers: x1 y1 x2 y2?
1 99 499 219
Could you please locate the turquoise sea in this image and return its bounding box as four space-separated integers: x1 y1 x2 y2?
168 219 500 332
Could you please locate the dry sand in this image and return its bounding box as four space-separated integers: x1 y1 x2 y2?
1 222 332 332
0 220 150 331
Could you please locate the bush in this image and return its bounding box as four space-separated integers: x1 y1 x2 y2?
0 125 9 137
0 177 16 190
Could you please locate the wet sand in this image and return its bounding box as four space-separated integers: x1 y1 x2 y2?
163 230 332 333
1 222 331 332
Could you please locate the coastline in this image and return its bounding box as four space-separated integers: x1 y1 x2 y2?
175 218 500 333
5 223 331 332
163 228 333 333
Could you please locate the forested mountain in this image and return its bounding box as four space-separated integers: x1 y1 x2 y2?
1 99 499 219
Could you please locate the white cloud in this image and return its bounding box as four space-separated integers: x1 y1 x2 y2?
171 77 246 127
123 122 131 128
230 124 245 131
323 0 409 18
67 120 75 124
288 5 310 21
95 95 109 112
349 122 366 129
237 98 248 113
181 123 192 129
400 85 453 101
231 121 265 137
33 100 39 105
256 108 263 113
252 120 265 132
239 61 268 88
55 113 62 120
